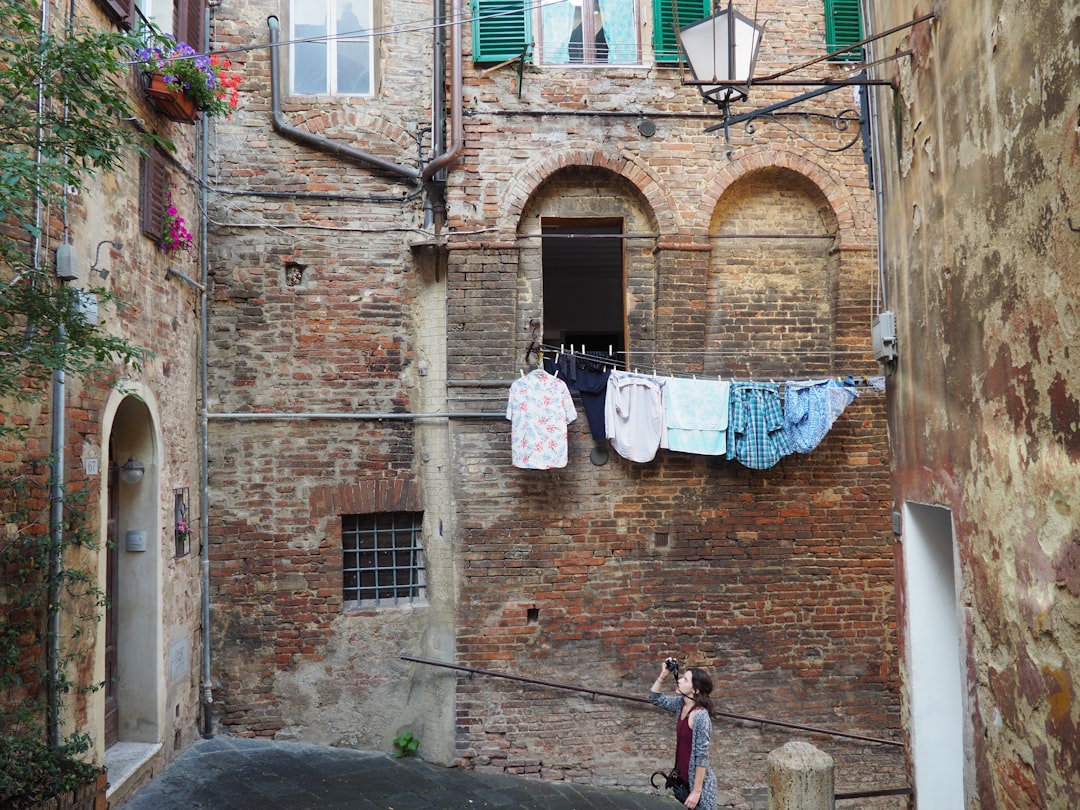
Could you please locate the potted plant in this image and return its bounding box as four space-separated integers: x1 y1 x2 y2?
135 31 240 123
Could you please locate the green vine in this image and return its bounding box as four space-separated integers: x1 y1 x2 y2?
1 0 155 804
0 473 108 807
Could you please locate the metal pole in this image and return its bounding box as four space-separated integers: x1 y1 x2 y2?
401 655 904 747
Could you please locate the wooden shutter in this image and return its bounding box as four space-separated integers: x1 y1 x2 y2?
824 0 863 62
653 0 710 65
140 152 167 244
92 0 135 30
176 0 206 48
471 0 531 64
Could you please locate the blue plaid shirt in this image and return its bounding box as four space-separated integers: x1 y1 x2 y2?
726 383 793 469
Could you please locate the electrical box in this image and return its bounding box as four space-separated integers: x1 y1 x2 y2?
56 243 78 280
872 311 897 362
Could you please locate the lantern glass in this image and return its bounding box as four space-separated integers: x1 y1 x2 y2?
679 2 765 105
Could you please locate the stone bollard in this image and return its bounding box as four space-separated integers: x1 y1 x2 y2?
766 741 834 810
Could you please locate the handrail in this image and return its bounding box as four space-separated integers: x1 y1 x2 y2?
401 656 904 748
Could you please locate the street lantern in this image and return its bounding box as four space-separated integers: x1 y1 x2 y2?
678 1 765 111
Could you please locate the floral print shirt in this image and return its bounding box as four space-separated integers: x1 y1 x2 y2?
506 370 577 469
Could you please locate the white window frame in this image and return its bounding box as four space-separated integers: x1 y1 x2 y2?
289 0 375 96
137 0 174 36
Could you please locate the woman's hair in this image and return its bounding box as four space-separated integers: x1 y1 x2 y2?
688 668 716 718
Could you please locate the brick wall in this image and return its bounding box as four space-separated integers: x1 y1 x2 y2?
204 0 904 805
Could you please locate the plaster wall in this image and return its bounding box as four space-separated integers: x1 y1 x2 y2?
865 1 1080 806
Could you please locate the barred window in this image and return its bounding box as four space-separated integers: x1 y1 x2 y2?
342 512 425 606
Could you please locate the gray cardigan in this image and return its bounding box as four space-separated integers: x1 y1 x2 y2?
649 690 718 809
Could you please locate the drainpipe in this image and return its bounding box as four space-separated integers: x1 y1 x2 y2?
420 0 463 186
267 16 419 181
36 0 64 751
265 2 463 188
198 3 214 739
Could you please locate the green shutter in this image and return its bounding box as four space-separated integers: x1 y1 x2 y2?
653 0 711 64
472 0 532 64
824 0 863 62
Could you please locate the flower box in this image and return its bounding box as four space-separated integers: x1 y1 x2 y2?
143 72 199 124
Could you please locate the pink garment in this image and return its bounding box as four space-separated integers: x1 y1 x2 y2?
506 370 577 469
604 371 666 462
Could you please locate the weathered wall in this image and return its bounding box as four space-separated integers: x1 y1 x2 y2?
867 0 1080 807
205 0 904 807
0 0 206 789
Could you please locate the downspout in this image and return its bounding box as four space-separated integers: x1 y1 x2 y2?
266 16 420 181
199 2 214 739
423 0 446 229
265 1 463 188
420 0 463 186
38 0 63 751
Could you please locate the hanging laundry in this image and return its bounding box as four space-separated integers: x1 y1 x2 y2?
544 353 611 441
605 370 666 462
726 383 792 469
660 377 731 456
866 376 886 392
782 379 858 453
506 369 577 469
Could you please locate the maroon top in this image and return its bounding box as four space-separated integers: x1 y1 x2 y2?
675 709 693 783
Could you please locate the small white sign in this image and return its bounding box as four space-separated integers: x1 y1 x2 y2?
84 458 100 475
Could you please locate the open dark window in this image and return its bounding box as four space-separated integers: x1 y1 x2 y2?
542 219 625 359
342 512 425 607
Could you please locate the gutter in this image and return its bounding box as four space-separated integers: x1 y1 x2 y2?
267 16 419 181
420 0 463 183
199 3 213 739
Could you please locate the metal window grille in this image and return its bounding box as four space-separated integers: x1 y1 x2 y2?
342 512 425 607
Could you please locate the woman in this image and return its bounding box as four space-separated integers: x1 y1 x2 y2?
649 658 718 810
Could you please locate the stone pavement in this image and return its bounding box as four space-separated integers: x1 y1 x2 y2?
117 736 681 810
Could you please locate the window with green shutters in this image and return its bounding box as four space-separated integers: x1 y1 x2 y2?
470 0 710 66
653 0 710 64
824 0 863 61
472 0 533 63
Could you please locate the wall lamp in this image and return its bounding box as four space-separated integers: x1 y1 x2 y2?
679 5 934 145
119 456 145 485
91 240 122 280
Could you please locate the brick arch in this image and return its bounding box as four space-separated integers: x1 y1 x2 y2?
291 108 419 154
697 145 868 247
309 478 422 516
499 147 681 235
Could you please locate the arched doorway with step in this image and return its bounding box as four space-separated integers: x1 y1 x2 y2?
98 387 164 782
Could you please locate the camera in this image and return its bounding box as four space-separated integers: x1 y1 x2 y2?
664 657 679 676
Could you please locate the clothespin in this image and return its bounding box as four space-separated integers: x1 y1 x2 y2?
520 370 525 379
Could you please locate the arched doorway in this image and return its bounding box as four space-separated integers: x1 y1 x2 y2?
101 392 162 769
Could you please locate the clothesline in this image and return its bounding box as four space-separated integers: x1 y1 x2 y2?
507 363 872 471
535 343 885 390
